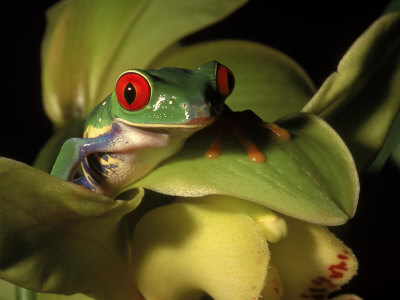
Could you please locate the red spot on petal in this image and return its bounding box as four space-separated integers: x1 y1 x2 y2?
311 276 337 289
328 262 348 278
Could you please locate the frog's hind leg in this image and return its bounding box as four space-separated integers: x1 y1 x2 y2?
73 176 94 191
205 120 267 163
203 108 291 163
72 158 97 190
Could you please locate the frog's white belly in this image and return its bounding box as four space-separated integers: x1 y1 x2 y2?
81 143 183 196
80 121 203 196
83 152 137 193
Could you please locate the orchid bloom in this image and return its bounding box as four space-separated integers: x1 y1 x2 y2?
0 1 399 300
132 195 359 300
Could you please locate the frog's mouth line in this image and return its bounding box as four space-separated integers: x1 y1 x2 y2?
116 117 215 129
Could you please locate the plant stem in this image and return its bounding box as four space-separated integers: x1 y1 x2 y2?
16 287 36 300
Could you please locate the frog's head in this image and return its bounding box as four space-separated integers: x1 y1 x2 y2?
110 61 234 129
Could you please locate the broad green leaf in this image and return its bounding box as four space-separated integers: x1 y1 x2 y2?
150 39 315 121
368 110 400 172
302 13 400 170
388 113 400 169
0 157 143 299
383 0 400 14
133 113 359 225
392 139 400 169
42 0 248 126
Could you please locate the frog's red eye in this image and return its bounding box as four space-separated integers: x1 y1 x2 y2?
216 64 235 97
116 72 151 111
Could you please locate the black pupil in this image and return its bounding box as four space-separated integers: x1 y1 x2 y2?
124 82 136 105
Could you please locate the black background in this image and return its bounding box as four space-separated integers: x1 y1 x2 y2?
0 1 398 299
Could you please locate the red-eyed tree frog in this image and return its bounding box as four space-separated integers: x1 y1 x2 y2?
51 61 289 196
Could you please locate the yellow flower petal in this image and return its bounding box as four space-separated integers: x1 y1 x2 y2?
270 217 358 300
257 214 288 243
260 263 283 300
176 195 288 243
132 199 269 300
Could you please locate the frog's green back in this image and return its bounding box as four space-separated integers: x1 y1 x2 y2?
83 61 233 137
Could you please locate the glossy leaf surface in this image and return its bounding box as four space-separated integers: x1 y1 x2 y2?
302 13 400 170
133 113 359 225
0 157 142 300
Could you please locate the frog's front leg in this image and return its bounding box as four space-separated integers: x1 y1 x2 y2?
51 122 171 181
51 129 120 181
205 107 290 162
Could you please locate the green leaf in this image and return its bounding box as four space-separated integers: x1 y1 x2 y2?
133 113 359 225
383 0 400 14
368 110 400 172
41 0 248 126
150 39 315 121
390 125 400 169
0 157 143 299
392 141 400 169
302 13 400 170
0 280 15 300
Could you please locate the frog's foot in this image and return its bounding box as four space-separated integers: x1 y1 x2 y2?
205 125 266 162
205 135 223 160
263 122 291 140
204 109 290 163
